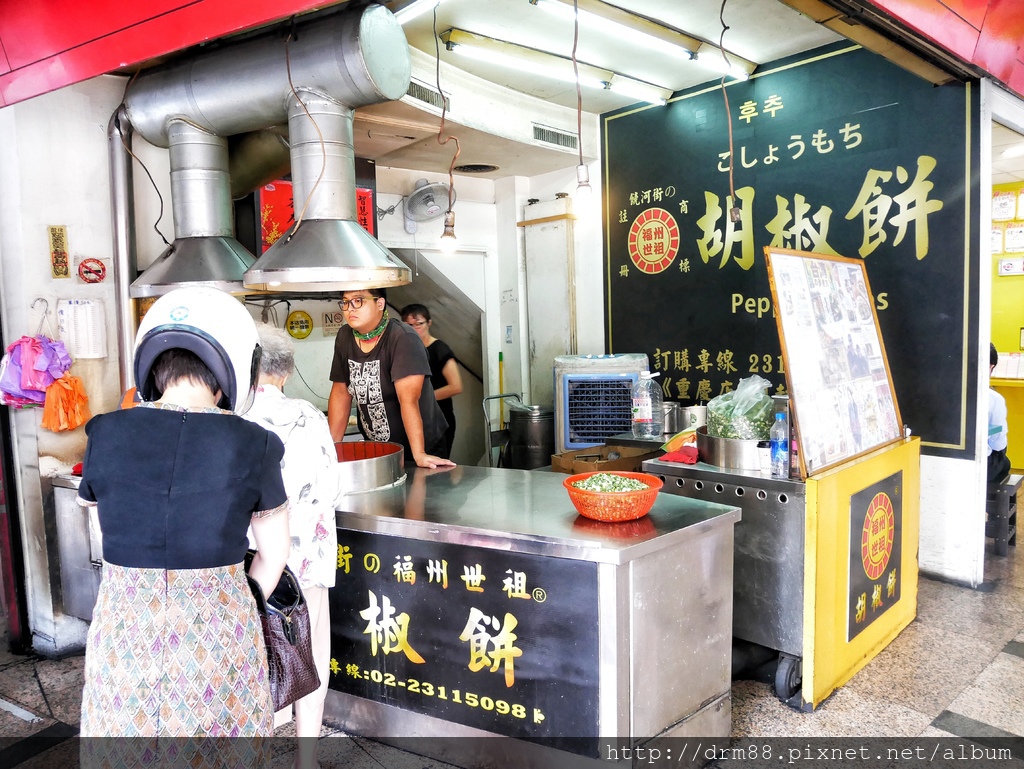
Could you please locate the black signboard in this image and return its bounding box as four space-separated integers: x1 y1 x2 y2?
329 528 600 749
602 42 980 459
847 471 904 641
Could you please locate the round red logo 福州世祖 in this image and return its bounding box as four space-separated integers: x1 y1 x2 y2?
627 208 680 274
860 492 895 580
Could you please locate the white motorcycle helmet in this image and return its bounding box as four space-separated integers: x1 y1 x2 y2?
134 286 261 415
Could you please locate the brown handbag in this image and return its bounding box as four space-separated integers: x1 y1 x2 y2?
244 551 321 711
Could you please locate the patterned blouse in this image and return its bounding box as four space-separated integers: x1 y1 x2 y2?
244 385 341 588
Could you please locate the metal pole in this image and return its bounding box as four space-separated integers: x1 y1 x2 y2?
107 104 138 391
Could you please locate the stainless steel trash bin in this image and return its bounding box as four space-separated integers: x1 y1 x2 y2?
505 404 555 470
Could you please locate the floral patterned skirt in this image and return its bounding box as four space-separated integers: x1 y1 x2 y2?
80 562 272 768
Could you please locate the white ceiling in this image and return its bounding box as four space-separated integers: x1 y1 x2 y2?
391 0 841 114
359 0 843 177
159 0 1015 184
992 122 1024 185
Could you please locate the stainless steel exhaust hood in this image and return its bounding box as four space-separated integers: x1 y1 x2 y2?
122 4 412 295
131 121 256 297
132 237 257 298
244 90 410 291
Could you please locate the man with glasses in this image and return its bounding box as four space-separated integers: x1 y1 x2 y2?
327 288 454 469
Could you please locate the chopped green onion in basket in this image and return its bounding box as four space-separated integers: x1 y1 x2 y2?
572 473 650 493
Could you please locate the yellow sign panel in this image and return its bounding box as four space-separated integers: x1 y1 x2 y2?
48 225 70 279
803 437 919 709
286 310 314 339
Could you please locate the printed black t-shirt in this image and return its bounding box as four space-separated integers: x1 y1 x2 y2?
330 318 448 458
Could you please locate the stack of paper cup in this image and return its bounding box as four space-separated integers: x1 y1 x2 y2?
682 405 707 430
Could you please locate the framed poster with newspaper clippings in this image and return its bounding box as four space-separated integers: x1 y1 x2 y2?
765 247 903 478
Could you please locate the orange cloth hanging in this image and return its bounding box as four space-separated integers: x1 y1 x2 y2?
41 374 91 432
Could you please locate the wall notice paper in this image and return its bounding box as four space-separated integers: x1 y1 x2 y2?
57 299 107 359
1004 223 1024 253
993 352 1023 380
992 224 1005 255
993 190 1017 221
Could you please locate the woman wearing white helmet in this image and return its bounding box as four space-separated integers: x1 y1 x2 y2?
77 286 290 764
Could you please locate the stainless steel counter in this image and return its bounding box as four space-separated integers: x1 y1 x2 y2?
335 464 738 566
326 464 741 764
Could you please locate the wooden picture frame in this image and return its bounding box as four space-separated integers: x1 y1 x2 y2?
764 247 903 478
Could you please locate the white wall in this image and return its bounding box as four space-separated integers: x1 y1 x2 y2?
527 161 605 356
373 166 498 465
0 75 130 653
919 457 987 585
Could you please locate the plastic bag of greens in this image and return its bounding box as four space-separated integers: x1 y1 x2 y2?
705 375 774 440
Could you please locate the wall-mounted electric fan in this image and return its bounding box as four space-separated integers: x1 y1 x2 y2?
404 178 456 234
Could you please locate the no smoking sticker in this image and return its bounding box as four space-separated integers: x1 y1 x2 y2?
77 258 107 284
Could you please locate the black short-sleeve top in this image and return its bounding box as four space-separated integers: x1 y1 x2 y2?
78 403 288 570
329 318 448 457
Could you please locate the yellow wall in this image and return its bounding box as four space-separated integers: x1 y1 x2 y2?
992 183 1024 352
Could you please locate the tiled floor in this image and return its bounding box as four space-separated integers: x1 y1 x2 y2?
0 534 1021 767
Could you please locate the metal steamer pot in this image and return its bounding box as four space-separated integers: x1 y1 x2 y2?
695 426 762 471
335 441 406 492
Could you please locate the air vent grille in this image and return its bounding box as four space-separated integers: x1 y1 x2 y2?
566 378 633 445
533 124 577 150
407 81 449 111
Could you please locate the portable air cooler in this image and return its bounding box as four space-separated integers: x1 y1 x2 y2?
553 354 649 454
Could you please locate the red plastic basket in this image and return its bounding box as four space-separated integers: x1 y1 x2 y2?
563 471 663 522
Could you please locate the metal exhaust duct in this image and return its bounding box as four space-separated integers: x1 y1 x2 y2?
243 91 410 291
228 129 291 200
122 4 412 294
131 121 256 297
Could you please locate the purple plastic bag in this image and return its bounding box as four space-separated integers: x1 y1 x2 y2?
0 336 71 403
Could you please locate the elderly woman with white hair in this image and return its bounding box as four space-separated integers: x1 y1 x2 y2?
245 322 341 769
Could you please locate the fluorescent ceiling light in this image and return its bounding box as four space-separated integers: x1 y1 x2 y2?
450 44 607 89
394 0 441 25
442 29 671 105
532 0 694 61
695 42 756 80
608 75 670 106
1001 142 1024 160
441 28 617 89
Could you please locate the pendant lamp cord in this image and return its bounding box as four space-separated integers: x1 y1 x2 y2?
573 0 583 169
120 70 172 248
433 2 460 214
718 0 739 219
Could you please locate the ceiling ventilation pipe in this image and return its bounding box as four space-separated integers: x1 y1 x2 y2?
130 121 256 297
244 90 405 290
122 4 412 295
228 129 291 201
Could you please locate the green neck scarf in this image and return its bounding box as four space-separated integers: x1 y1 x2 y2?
353 307 389 342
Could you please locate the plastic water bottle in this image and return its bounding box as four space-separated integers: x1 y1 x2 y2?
631 371 663 440
770 412 790 479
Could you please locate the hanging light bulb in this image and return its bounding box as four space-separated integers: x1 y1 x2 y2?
575 163 593 199
439 209 457 253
